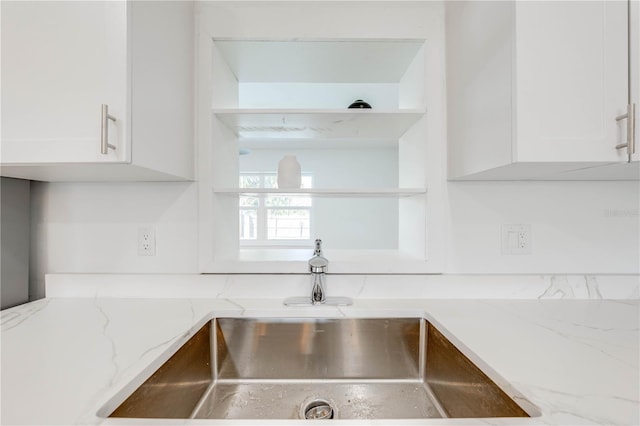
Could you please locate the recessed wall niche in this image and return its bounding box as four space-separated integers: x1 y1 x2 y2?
196 1 445 273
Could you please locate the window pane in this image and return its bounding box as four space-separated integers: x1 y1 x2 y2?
239 209 257 240
265 195 312 207
301 176 313 189
239 173 313 244
264 175 277 189
239 196 258 208
267 209 310 240
285 196 312 207
239 175 260 188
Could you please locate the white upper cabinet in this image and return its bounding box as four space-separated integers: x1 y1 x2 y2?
1 1 194 181
447 1 638 180
2 2 127 164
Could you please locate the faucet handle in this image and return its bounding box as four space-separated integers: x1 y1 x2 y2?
309 255 328 273
310 239 327 273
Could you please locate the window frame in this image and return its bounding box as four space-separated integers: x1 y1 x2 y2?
239 172 314 247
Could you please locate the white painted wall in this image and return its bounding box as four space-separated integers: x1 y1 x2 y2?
444 181 639 274
29 179 639 299
238 83 399 109
29 182 199 299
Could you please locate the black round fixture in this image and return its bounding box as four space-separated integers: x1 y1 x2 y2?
348 99 372 109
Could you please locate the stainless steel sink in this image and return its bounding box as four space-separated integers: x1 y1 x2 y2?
104 318 538 420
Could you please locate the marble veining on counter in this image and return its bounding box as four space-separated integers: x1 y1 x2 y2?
45 273 640 300
1 275 639 425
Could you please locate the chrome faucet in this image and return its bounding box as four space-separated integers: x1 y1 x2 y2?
309 239 328 304
283 239 352 307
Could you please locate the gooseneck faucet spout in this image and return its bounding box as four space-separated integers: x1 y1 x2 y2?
311 273 326 303
309 239 328 304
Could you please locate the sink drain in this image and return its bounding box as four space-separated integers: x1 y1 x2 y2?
303 400 334 420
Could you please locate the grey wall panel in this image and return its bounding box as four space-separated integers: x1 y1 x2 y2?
1 177 30 309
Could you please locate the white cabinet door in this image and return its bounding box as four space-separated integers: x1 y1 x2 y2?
1 1 128 164
515 0 629 163
631 0 639 158
446 0 636 180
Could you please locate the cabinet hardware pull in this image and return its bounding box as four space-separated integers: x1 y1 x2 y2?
101 104 117 155
615 103 636 162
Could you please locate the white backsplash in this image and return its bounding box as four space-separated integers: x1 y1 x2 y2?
30 180 640 300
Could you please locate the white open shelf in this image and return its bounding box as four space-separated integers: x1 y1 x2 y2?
213 187 426 197
201 32 433 273
212 109 425 140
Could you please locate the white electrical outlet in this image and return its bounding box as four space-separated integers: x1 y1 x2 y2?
501 224 531 255
138 227 156 256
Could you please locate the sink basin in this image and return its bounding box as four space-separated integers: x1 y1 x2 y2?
103 317 538 420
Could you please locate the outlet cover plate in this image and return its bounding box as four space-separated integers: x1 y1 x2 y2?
138 227 156 256
501 224 531 255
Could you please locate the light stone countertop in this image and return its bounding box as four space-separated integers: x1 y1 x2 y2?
1 274 638 425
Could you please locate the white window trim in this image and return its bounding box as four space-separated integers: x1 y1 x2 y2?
239 172 313 247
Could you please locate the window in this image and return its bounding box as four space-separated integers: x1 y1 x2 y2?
239 173 313 246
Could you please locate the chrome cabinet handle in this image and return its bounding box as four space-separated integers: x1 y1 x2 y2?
615 103 636 162
101 104 117 155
